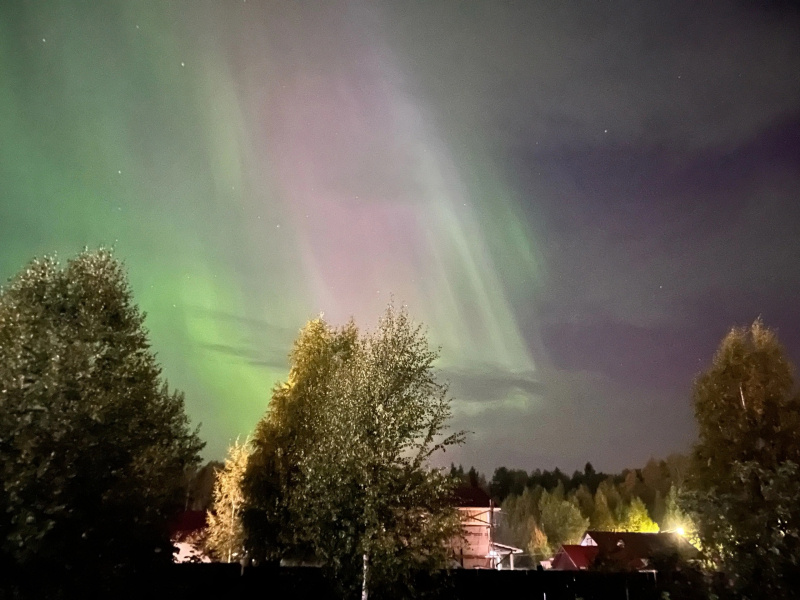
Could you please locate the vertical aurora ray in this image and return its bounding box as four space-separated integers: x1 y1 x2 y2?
1 0 543 460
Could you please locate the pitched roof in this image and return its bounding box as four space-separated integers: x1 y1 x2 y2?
581 531 699 570
552 545 599 570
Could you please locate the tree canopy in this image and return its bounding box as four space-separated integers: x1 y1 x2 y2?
0 250 203 581
538 487 589 549
206 439 250 562
242 306 464 598
687 319 800 598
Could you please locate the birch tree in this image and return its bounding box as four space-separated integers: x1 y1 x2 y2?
687 320 800 599
244 306 464 599
206 439 250 562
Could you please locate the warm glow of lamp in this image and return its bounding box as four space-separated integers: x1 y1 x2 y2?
676 526 685 536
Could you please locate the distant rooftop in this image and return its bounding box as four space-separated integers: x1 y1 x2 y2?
168 510 207 541
581 531 700 570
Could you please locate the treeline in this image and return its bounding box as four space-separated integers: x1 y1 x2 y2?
450 455 691 565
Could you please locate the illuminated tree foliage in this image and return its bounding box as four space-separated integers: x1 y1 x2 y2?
590 489 616 531
242 317 349 565
206 439 250 562
538 488 589 549
493 458 680 561
528 524 551 566
619 497 659 533
687 320 800 598
0 250 203 580
661 485 695 541
497 475 666 566
498 485 544 552
243 306 464 599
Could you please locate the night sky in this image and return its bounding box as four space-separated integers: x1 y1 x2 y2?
2 1 799 474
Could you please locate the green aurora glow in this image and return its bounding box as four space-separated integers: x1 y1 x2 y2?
1 1 541 461
8 1 797 471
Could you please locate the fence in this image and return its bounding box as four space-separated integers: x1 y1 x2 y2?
5 563 701 600
159 564 662 599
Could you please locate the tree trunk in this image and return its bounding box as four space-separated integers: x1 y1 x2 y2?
361 552 369 600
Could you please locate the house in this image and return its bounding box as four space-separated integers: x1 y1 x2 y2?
450 484 522 569
550 530 699 572
169 510 211 563
551 544 598 570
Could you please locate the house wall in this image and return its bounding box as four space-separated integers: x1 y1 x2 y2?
452 507 495 568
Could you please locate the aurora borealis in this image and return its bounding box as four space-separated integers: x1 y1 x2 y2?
2 1 799 472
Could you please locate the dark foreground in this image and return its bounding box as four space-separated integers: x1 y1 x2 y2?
4 564 711 600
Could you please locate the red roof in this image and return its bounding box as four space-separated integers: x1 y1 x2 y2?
582 531 700 570
552 545 599 570
552 532 699 572
168 510 207 541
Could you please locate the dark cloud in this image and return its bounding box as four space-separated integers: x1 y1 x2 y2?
540 319 700 391
516 114 800 330
188 308 297 371
514 113 800 226
198 342 289 371
443 367 696 474
441 365 543 403
383 1 800 151
188 307 301 339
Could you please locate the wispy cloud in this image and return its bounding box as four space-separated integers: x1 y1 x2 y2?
440 364 543 403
